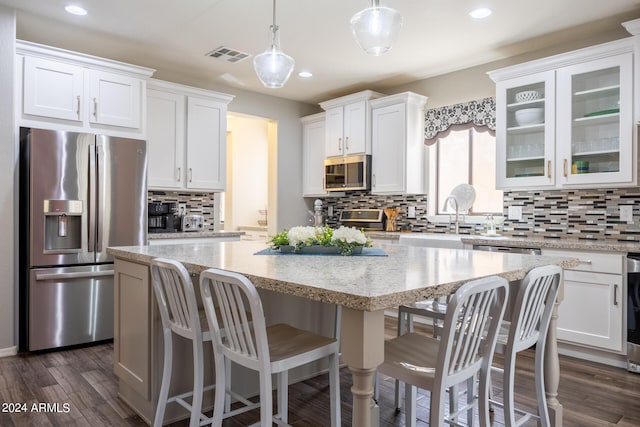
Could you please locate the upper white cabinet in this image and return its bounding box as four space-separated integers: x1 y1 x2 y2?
370 92 427 195
319 90 384 157
489 38 635 189
147 79 234 191
301 113 327 197
17 40 154 138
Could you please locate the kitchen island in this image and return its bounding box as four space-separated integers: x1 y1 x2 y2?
108 240 578 426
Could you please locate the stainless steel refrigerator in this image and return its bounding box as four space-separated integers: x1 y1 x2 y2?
19 127 147 351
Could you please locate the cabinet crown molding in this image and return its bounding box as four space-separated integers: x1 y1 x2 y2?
318 90 386 110
370 92 428 109
17 40 155 79
488 38 633 82
148 78 234 104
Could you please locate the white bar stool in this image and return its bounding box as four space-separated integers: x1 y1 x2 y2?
200 267 341 427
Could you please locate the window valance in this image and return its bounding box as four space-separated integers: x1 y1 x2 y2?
424 97 496 144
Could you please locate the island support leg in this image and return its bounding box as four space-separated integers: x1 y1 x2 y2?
545 299 563 427
340 307 385 427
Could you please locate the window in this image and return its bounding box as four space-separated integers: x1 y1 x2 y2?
431 128 503 215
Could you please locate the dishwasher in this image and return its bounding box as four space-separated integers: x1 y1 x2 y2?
627 254 640 373
472 244 542 255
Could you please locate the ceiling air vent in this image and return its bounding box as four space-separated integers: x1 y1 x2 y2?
206 46 250 63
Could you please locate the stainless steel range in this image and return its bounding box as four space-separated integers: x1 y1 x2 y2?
339 209 385 230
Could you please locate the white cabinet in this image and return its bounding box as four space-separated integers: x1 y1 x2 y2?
17 40 153 137
319 90 384 157
146 79 234 191
301 113 327 197
543 249 624 353
490 38 635 189
370 92 427 195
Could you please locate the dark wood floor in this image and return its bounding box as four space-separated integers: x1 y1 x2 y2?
1 318 639 426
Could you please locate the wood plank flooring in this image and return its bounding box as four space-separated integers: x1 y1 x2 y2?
0 318 638 426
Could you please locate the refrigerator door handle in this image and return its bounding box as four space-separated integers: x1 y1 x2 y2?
35 269 114 281
88 141 97 254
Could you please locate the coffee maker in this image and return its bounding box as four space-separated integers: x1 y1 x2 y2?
148 202 178 233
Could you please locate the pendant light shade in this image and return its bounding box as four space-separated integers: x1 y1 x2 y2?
350 0 403 56
253 0 295 88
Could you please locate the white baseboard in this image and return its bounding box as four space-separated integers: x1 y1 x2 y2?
0 345 17 358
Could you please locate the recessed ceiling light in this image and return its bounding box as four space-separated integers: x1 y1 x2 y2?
298 71 313 78
469 7 492 19
65 5 88 16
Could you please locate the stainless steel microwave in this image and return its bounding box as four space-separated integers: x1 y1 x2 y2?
324 154 371 192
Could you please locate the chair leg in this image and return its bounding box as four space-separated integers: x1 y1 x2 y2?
276 371 288 423
224 357 231 413
466 376 475 426
534 341 551 427
429 383 445 427
328 352 341 427
190 338 204 427
503 352 518 427
259 368 273 427
404 383 418 427
394 310 407 410
211 354 227 426
154 331 173 427
478 366 492 427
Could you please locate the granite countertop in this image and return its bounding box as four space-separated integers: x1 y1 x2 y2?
460 235 640 253
148 230 244 239
108 240 577 311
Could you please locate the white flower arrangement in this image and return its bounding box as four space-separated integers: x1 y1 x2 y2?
269 225 372 255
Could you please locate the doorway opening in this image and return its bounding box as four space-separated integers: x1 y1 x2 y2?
222 113 277 240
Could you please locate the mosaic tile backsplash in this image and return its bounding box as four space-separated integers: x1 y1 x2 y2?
321 187 640 242
148 190 216 231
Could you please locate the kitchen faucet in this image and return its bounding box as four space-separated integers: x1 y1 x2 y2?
443 195 460 234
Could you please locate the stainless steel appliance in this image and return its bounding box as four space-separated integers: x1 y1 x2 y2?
19 127 147 351
324 154 371 192
182 214 205 231
472 245 541 255
627 254 640 373
339 209 385 230
148 202 178 233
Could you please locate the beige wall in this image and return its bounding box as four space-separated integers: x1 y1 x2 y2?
386 12 636 108
0 6 16 354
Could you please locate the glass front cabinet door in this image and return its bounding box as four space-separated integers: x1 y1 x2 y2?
496 70 556 189
556 53 633 186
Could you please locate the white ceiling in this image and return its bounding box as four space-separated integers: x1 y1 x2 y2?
2 0 640 104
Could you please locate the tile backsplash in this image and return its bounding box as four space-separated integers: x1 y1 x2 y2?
148 190 216 231
320 187 640 242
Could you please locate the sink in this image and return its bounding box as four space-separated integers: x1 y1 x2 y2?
398 233 467 249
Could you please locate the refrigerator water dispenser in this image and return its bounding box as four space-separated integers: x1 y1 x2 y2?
43 199 83 253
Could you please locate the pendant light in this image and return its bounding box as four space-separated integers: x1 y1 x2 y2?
350 0 403 56
253 0 295 88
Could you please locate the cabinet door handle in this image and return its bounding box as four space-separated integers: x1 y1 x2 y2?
76 95 81 119
578 259 592 265
614 284 619 306
563 159 567 177
346 136 350 150
338 137 342 151
188 168 193 183
547 160 552 178
176 167 181 182
372 173 376 187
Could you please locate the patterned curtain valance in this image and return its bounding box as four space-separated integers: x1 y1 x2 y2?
424 97 496 144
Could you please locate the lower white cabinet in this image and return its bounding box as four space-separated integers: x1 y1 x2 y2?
370 92 427 195
301 113 327 197
543 249 624 352
147 79 234 191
